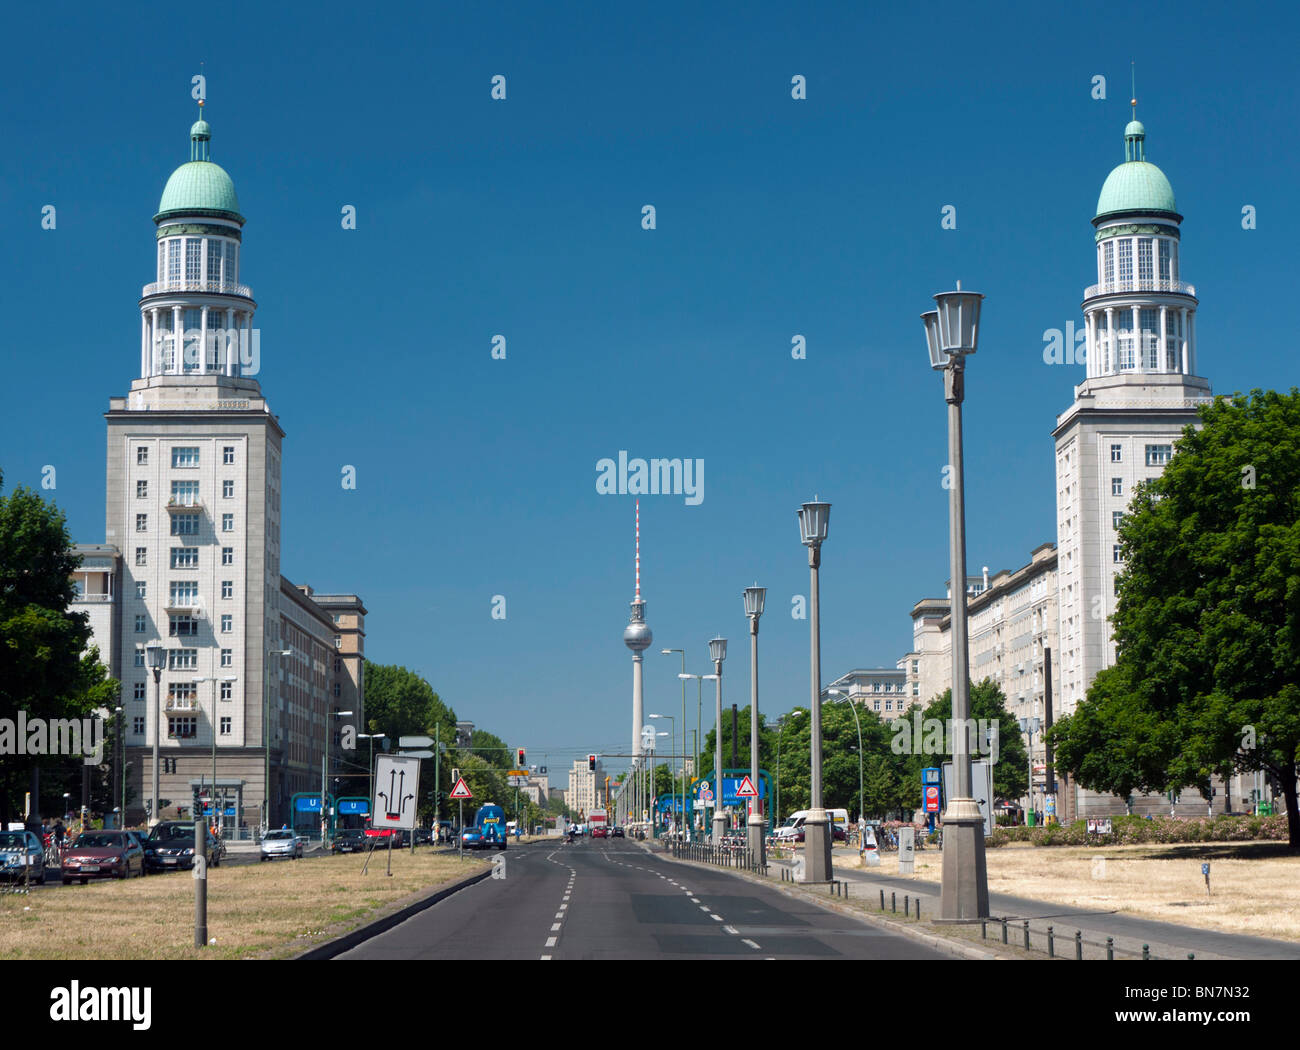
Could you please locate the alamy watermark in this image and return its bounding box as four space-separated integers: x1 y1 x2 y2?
0 711 105 765
595 451 704 505
890 712 1000 764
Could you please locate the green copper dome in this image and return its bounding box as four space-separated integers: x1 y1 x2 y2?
155 116 243 223
1095 119 1177 220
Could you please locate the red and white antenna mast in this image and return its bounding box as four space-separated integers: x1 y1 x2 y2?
635 498 641 600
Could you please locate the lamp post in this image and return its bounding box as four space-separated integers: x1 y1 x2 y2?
922 282 991 920
145 641 165 827
708 637 727 843
797 498 833 883
828 689 865 823
774 710 803 826
1018 717 1041 825
649 714 676 836
113 705 123 827
264 649 291 833
358 732 387 813
322 709 355 845
661 648 687 839
743 585 766 863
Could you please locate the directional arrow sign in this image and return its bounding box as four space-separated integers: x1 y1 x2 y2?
372 754 421 830
399 749 434 759
399 736 433 748
449 777 473 800
735 775 759 798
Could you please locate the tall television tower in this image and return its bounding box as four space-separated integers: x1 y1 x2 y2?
623 499 653 762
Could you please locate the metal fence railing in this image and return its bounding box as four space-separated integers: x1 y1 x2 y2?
670 840 768 876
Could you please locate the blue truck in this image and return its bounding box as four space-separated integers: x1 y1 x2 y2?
475 803 508 851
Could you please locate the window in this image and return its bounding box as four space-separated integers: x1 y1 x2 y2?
171 447 200 468
223 480 234 499
207 239 222 287
221 547 234 566
170 480 200 506
1158 239 1172 282
168 716 197 739
1111 478 1123 497
220 681 233 701
334 636 342 649
168 649 198 670
1138 238 1153 284
1102 241 1114 285
132 717 145 736
136 514 148 532
1165 311 1182 371
1110 444 1122 462
222 514 234 533
885 700 892 712
221 614 233 633
169 581 199 605
135 547 147 566
169 615 198 637
136 581 147 599
167 239 181 283
185 238 202 282
171 513 200 536
134 647 145 667
1146 444 1172 467
872 700 881 712
220 717 232 735
1096 311 1110 372
137 446 149 466
333 682 341 697
1118 314 1135 370
913 683 919 696
1117 239 1132 284
334 658 342 673
1113 511 1124 529
224 241 237 285
133 682 146 701
135 615 146 633
170 547 199 569
1113 544 1124 564
220 648 232 668
223 446 235 465
911 660 918 673
168 681 196 703
221 580 233 599
137 480 148 499
1140 308 1159 369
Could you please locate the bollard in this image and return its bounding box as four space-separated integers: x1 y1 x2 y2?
1024 921 1030 950
1142 943 1150 961
880 889 886 910
913 897 917 920
1001 918 1008 944
891 892 896 913
981 920 987 940
904 895 910 917
1048 926 1055 958
845 883 850 900
1076 930 1083 961
1106 937 1114 961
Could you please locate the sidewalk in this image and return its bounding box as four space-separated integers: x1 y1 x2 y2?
759 848 1300 960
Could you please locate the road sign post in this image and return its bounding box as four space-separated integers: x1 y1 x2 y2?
449 776 473 860
193 816 207 947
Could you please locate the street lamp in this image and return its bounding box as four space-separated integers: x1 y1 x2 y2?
358 733 387 812
1018 717 1042 826
649 714 675 835
145 641 166 827
661 648 688 840
922 282 990 920
797 497 833 883
774 710 804 825
743 585 766 864
264 649 292 833
322 709 355 845
828 689 865 824
113 705 123 827
708 637 727 843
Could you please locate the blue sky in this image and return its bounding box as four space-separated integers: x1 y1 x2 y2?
2 3 1296 781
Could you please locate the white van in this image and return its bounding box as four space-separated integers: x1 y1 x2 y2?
773 809 850 841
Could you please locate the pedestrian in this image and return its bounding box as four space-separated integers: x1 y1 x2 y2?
53 818 65 846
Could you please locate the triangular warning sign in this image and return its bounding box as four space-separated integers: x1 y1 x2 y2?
736 775 758 798
450 777 473 799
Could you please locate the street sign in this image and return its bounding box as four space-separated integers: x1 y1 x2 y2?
940 760 994 836
699 781 709 792
507 776 527 787
735 775 758 798
922 766 940 785
400 749 434 759
701 789 713 802
508 769 530 778
924 785 941 813
449 777 473 800
372 755 421 830
399 736 433 748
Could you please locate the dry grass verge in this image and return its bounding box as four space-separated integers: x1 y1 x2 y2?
0 849 487 960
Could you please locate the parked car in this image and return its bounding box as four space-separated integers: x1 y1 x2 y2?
0 830 46 884
610 825 625 838
332 829 368 854
61 830 144 883
413 827 432 845
260 828 304 861
143 821 224 873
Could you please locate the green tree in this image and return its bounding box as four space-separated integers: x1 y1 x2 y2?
360 662 457 820
1050 389 1300 846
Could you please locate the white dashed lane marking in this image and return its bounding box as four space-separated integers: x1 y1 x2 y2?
743 939 761 950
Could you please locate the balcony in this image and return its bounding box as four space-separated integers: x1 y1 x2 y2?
72 592 114 603
163 596 204 615
1083 278 1196 299
141 280 254 299
165 696 199 713
166 497 205 514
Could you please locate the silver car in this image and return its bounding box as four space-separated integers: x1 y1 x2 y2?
259 829 304 861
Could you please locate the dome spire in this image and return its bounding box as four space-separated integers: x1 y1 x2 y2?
1124 62 1146 162
190 99 211 162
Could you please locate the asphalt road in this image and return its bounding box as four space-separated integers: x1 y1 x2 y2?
338 838 952 960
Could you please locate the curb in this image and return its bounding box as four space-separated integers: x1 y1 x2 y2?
295 866 492 960
642 844 1008 961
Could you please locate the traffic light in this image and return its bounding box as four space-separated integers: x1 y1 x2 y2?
588 754 596 772
517 748 526 767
